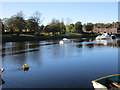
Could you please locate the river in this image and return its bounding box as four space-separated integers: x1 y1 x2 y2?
1 38 119 88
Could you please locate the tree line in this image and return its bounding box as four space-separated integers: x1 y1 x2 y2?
1 11 120 35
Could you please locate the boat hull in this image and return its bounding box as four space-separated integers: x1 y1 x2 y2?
59 38 70 44
92 74 120 89
95 33 116 40
0 68 4 73
95 36 110 40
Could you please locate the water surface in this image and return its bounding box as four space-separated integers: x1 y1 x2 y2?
1 38 119 88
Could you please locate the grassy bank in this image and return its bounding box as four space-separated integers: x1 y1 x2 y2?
2 33 97 42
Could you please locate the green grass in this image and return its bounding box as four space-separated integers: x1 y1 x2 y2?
66 32 82 36
20 34 34 37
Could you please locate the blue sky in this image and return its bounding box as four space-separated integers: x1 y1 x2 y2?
1 2 118 25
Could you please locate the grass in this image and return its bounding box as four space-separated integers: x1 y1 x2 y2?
20 34 34 37
66 32 82 36
2 32 97 42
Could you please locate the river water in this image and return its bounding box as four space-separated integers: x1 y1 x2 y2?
1 38 119 88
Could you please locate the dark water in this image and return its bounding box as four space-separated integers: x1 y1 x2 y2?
1 38 120 88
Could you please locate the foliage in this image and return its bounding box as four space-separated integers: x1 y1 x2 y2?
3 11 26 34
59 22 66 34
2 10 120 36
13 16 26 33
44 23 60 34
74 21 83 33
4 17 16 33
30 11 42 24
0 18 4 32
66 24 70 32
66 21 83 33
39 25 44 32
26 18 38 32
84 23 94 32
44 18 66 35
44 25 51 34
66 24 74 32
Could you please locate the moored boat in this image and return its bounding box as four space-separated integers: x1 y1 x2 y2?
0 68 4 73
95 33 110 40
59 38 70 44
92 74 120 89
96 33 117 40
0 68 5 85
111 35 117 39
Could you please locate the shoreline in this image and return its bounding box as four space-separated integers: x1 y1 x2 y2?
2 34 96 43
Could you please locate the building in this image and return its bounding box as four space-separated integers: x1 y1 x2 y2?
93 27 120 34
93 22 120 34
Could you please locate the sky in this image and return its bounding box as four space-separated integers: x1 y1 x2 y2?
0 2 118 25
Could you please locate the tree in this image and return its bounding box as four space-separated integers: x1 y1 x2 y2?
59 22 66 34
0 18 4 33
31 11 43 25
69 24 74 32
66 18 72 25
44 18 66 35
44 25 51 34
66 24 74 33
30 11 43 33
39 25 44 33
26 18 38 32
16 11 25 18
74 21 83 33
4 11 26 34
47 22 61 35
66 24 70 32
84 23 94 33
4 17 16 33
13 16 26 33
15 11 26 33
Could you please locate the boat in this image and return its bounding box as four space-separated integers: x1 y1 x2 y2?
111 34 117 39
0 68 4 73
59 38 70 44
92 74 120 89
0 68 5 86
96 33 111 40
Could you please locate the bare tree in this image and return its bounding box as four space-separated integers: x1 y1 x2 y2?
15 11 25 19
31 11 43 24
66 18 72 25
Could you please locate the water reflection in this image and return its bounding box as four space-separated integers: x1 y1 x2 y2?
22 68 29 72
2 39 120 57
84 44 94 48
0 75 5 85
75 39 120 49
76 44 82 48
2 41 57 57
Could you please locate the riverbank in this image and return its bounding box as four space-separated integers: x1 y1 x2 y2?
2 33 97 42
